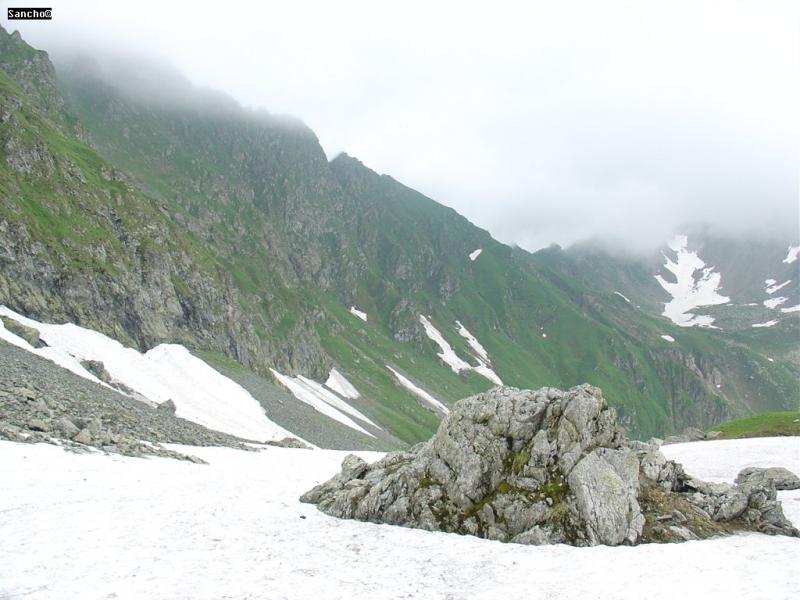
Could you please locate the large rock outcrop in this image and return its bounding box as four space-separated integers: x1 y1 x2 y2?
301 385 798 546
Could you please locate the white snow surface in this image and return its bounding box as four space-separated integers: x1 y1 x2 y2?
780 304 800 313
469 248 483 261
419 315 502 385
325 368 360 400
349 306 368 322
765 280 791 294
1 437 799 600
270 370 376 436
783 245 800 264
386 365 449 415
765 279 777 286
455 320 490 363
654 235 730 328
614 291 632 303
764 296 788 310
0 306 292 442
752 320 779 328
660 335 675 342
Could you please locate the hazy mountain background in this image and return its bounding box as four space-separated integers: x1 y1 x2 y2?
0 24 797 448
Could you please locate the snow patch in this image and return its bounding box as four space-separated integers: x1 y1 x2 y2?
324 368 360 400
270 370 376 437
654 235 729 328
0 306 293 442
764 297 787 310
469 248 483 261
783 245 800 264
419 315 502 385
752 320 779 328
765 280 791 295
349 306 367 322
780 304 800 313
455 320 490 363
386 365 449 415
765 279 777 286
614 291 631 304
419 315 471 373
660 335 675 343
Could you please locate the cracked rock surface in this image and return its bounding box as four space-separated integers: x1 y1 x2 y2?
301 385 798 546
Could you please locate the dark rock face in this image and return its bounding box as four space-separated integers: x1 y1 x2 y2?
301 385 798 546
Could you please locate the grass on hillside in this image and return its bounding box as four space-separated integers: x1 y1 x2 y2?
708 412 800 440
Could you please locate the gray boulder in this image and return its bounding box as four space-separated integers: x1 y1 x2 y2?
157 399 177 416
301 385 798 546
736 467 800 491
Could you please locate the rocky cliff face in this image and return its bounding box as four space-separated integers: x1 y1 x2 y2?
301 385 798 545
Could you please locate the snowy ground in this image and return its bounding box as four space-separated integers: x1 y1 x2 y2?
1 438 799 600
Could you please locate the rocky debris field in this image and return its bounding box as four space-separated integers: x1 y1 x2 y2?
0 340 260 460
302 384 799 545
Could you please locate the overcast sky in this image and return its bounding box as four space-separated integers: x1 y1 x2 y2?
4 0 799 251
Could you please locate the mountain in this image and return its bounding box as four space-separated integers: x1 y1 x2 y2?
0 26 796 447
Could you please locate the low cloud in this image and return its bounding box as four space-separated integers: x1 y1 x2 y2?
8 0 799 252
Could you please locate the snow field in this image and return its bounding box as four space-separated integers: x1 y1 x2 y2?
270 369 377 436
1 437 798 600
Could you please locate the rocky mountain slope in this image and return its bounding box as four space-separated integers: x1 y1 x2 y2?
1 26 796 447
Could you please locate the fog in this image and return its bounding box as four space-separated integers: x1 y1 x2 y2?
5 0 799 252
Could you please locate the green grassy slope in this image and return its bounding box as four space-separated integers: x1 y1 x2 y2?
708 412 800 440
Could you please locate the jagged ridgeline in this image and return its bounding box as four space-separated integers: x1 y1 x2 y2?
0 26 796 445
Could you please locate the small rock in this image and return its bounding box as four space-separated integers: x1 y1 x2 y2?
73 429 93 445
157 399 177 416
54 417 79 438
265 437 310 449
736 467 800 491
27 418 49 432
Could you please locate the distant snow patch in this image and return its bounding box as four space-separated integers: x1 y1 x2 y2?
780 304 800 313
455 320 490 363
783 245 800 264
324 368 360 400
0 306 295 442
419 315 471 373
614 292 631 304
469 248 483 261
660 335 675 343
752 320 779 328
270 370 377 436
654 234 729 328
386 365 449 415
349 306 367 322
765 280 791 295
419 315 502 385
764 297 788 310
765 279 777 286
